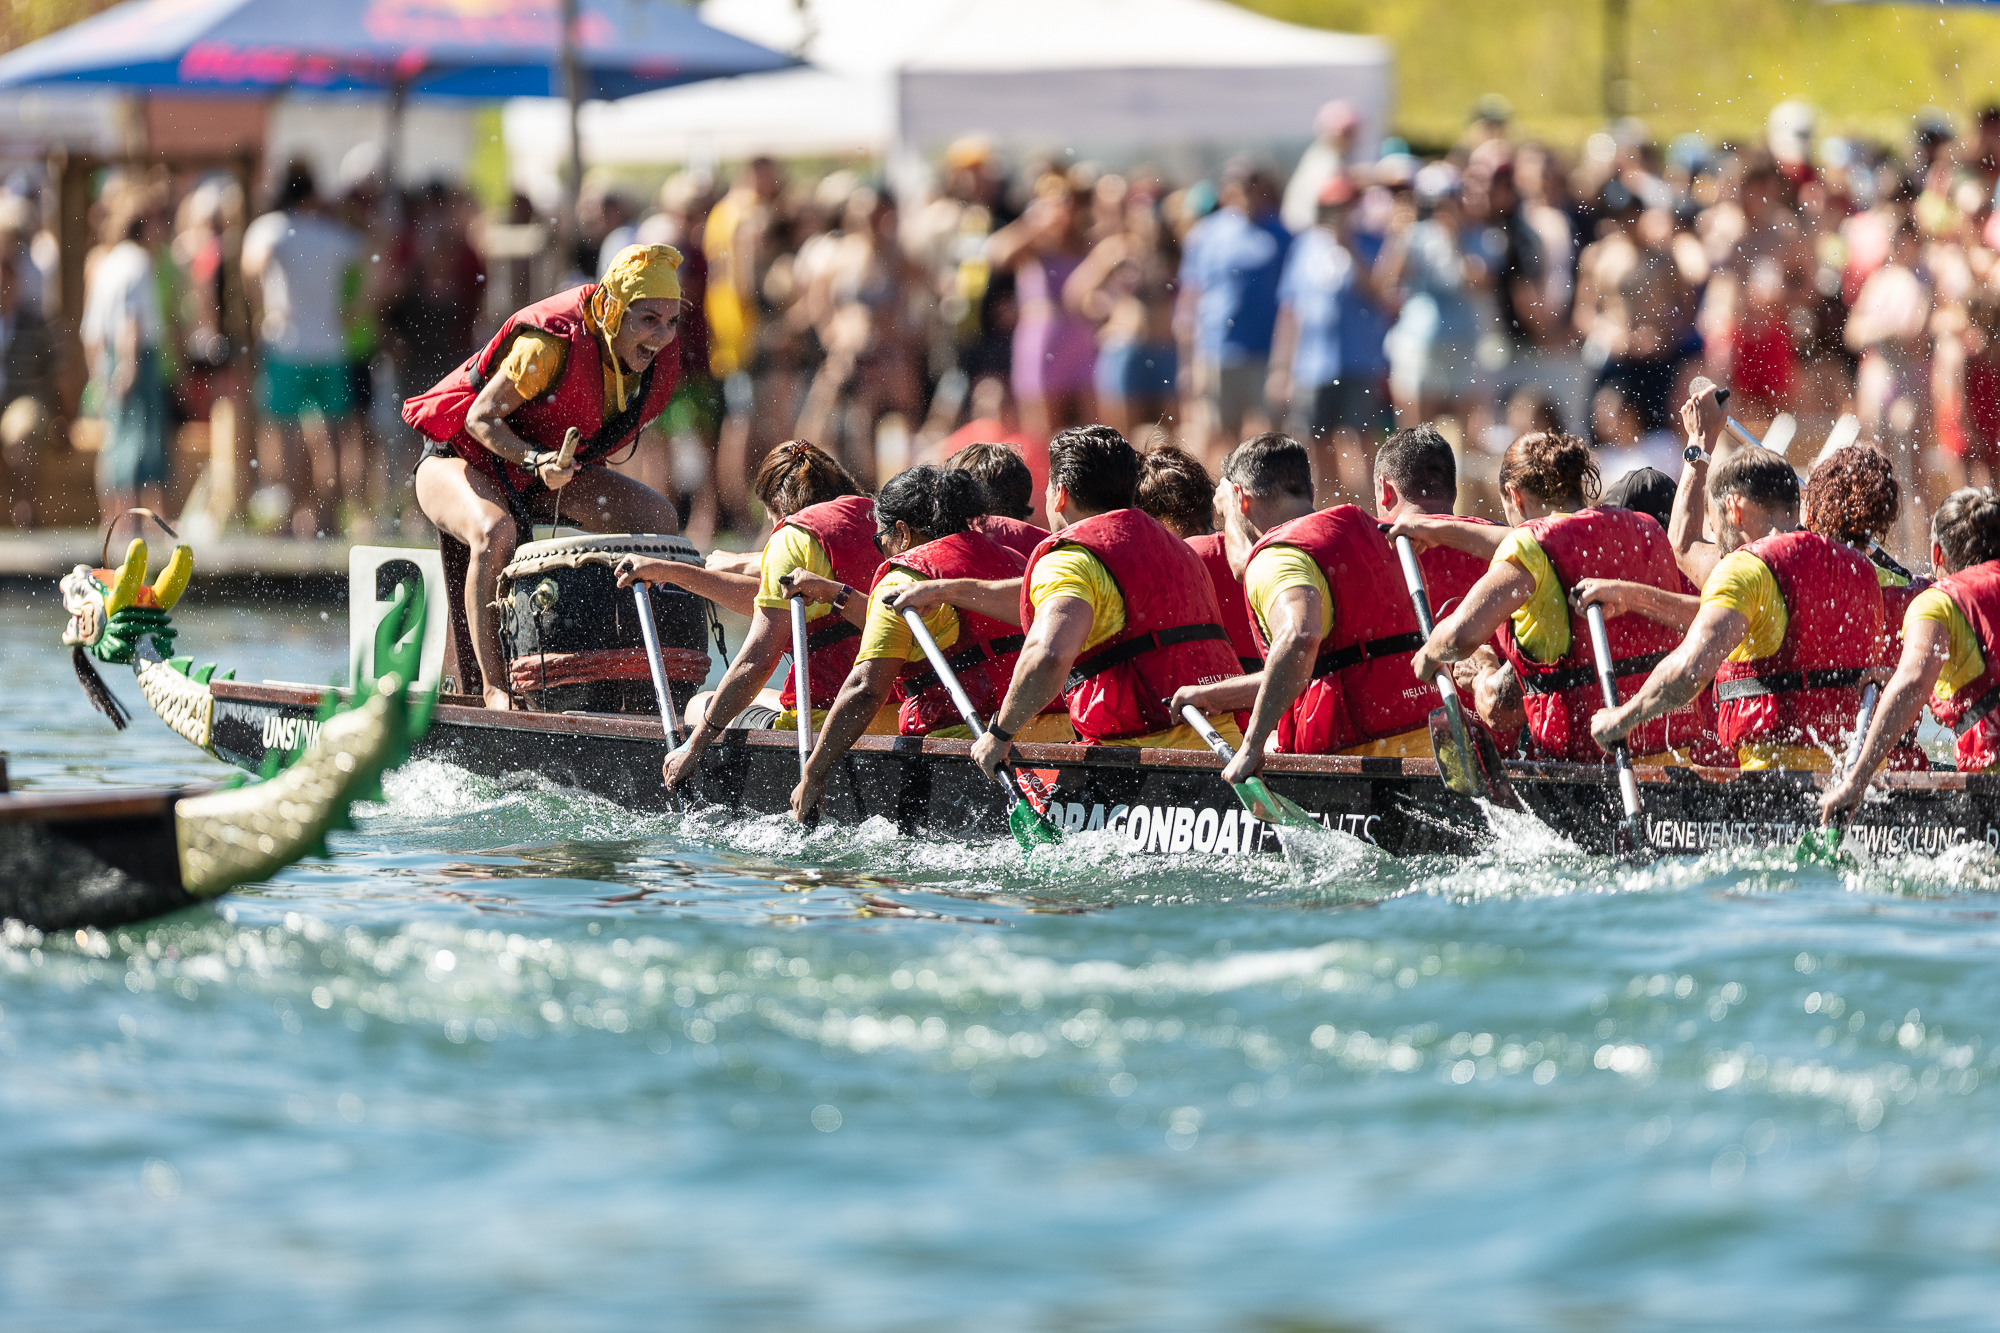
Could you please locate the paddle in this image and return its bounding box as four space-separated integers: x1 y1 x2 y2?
899 608 1060 850
1393 533 1522 809
631 582 684 747
1714 388 1796 456
1800 681 1882 863
1585 602 1647 855
788 594 813 778
1178 704 1319 829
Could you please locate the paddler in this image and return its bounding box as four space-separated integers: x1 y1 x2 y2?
1584 442 1887 770
892 425 1244 770
405 244 686 710
786 465 1072 821
661 443 882 792
1823 487 2000 820
946 441 1048 560
1136 443 1265 677
1410 429 1721 764
1174 427 1497 777
616 439 864 615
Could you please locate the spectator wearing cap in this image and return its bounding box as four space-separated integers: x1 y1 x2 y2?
1282 100 1361 236
1177 160 1293 465
1268 174 1393 504
1379 162 1487 449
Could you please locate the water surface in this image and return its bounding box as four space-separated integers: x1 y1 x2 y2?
5 593 2000 1330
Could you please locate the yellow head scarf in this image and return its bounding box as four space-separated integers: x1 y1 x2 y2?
590 243 683 408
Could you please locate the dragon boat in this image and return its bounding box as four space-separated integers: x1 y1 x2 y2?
45 533 2000 863
5 524 433 931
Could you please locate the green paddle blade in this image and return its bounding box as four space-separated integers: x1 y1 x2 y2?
1798 825 1846 865
1008 795 1063 850
1239 776 1318 829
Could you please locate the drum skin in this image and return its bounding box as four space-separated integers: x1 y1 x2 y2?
498 534 713 714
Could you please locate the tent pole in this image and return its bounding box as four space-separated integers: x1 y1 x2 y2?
555 0 583 276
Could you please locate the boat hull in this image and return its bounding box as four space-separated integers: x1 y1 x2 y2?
208 682 2000 860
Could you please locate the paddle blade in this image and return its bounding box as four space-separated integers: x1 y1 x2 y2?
1798 825 1845 865
1241 777 1318 828
1008 795 1063 850
1763 412 1797 455
1471 725 1528 812
1430 702 1483 797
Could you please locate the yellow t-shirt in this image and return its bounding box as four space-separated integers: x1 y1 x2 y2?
1909 587 1986 698
1242 545 1334 640
703 191 756 379
1494 524 1572 664
856 568 959 663
753 525 834 617
1699 550 1787 663
495 320 640 415
1026 543 1236 750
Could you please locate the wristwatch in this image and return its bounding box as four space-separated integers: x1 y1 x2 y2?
525 449 549 471
1683 444 1710 465
831 584 854 612
988 723 1015 744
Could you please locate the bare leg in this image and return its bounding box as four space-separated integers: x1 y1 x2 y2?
414 456 523 709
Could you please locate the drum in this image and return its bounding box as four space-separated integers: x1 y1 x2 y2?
496 533 715 715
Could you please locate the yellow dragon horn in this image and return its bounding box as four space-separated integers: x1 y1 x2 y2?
151 543 194 610
105 538 148 614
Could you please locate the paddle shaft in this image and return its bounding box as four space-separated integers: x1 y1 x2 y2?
631 583 683 747
1714 389 1791 454
1181 703 1236 760
1394 534 1469 707
1585 602 1645 825
788 596 812 778
900 608 1033 806
1837 682 1882 781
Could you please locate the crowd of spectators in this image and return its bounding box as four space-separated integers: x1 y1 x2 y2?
5 92 2000 558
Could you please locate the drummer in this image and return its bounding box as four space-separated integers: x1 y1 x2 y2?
1823 487 2000 820
662 443 879 793
616 439 863 615
786 465 1071 822
405 244 686 709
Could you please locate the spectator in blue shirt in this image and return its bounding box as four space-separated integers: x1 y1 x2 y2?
1268 174 1395 504
1176 159 1292 463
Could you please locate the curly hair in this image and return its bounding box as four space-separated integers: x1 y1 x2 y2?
1136 445 1217 537
1499 430 1599 509
875 465 989 541
1804 444 1899 546
752 439 863 519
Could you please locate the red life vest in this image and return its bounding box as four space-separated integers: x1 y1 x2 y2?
878 529 1028 735
1243 509 1504 754
1713 531 1885 752
402 285 680 498
1417 517 1502 618
1497 507 1720 763
773 495 885 711
1925 559 2000 773
1021 509 1240 742
1186 532 1264 674
972 514 1047 562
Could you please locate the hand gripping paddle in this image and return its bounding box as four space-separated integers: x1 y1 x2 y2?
900 608 1061 850
1394 533 1522 810
1179 704 1318 828
1800 681 1882 863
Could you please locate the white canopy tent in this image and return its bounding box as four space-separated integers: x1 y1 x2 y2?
505 0 1390 200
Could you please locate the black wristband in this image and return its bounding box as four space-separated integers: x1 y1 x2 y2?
988 723 1015 744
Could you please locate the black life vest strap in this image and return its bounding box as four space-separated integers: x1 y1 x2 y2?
805 619 861 654
903 634 1026 695
1065 623 1228 694
1308 631 1424 680
1714 666 1869 703
1237 654 1264 673
1952 681 2000 737
1519 650 1670 697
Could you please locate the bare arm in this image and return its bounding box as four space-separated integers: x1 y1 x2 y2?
778 570 867 628
1384 513 1507 562
1410 561 1537 683
1820 617 1950 821
465 374 576 489
1589 603 1747 751
970 597 1094 778
1062 235 1127 321
616 557 763 618
1224 585 1324 783
1569 578 1701 634
1668 380 1725 585
886 577 1024 626
663 606 787 791
790 656 903 821
1171 672 1264 718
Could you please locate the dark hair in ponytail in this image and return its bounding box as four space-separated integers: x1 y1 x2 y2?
1499 429 1599 509
876 464 991 542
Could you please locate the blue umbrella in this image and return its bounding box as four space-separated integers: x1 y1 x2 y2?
0 0 795 100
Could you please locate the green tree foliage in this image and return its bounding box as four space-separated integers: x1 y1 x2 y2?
1236 0 2000 150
